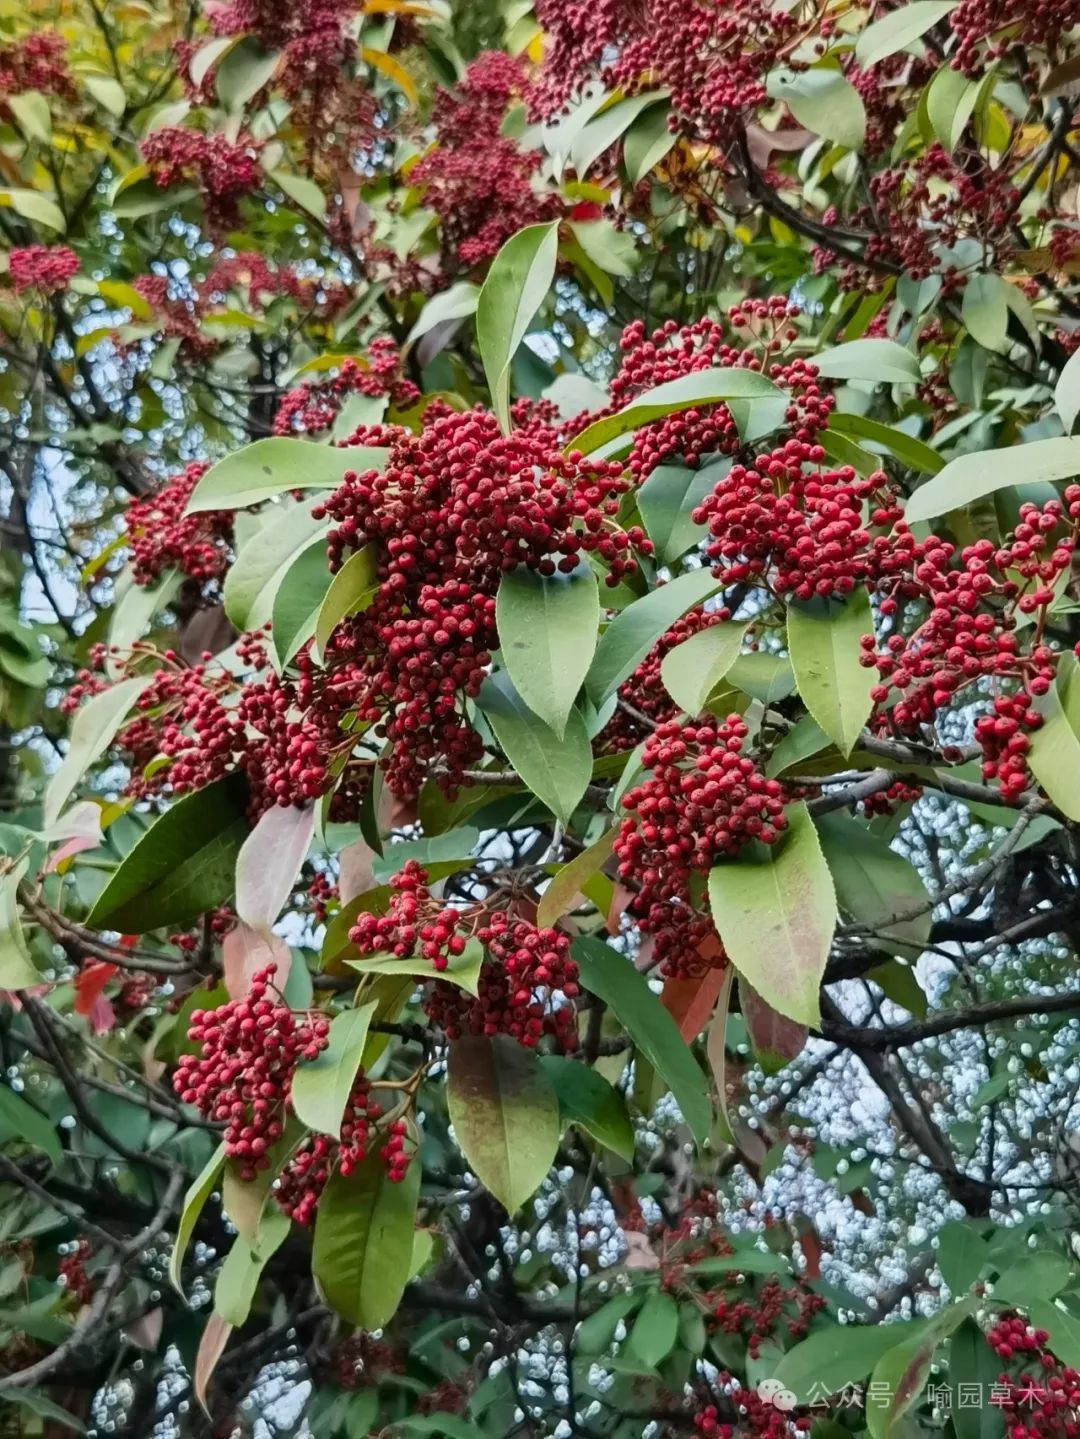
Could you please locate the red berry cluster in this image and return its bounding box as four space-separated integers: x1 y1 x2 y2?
274 1099 399 1227
350 860 467 972
412 52 563 272
125 461 233 590
0 30 75 102
8 245 79 295
950 0 1080 74
132 274 218 362
987 1314 1080 1439
694 1391 811 1439
58 1239 94 1307
173 965 329 1180
141 127 262 230
425 910 580 1049
273 344 419 438
614 715 787 977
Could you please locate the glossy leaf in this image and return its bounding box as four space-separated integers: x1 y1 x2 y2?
816 813 932 950
348 936 485 996
478 670 592 826
814 338 921 384
223 499 329 633
44 676 153 828
476 221 559 432
270 541 332 669
235 801 315 935
0 1086 61 1167
447 1035 560 1211
170 1143 226 1296
636 462 717 563
624 101 676 182
187 440 387 512
214 1208 290 1327
708 802 837 1026
773 1320 916 1404
787 589 876 756
905 436 1080 524
571 92 667 177
828 412 944 473
313 544 378 661
536 825 616 929
866 1302 974 1439
962 272 1010 352
291 1002 378 1139
766 67 866 150
1027 652 1080 820
660 620 748 716
586 567 722 705
540 1054 635 1160
855 2 958 68
630 1290 679 1367
496 561 600 737
406 281 480 346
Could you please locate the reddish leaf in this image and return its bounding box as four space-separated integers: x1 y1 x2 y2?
338 839 377 905
194 1313 232 1414
660 954 728 1041
740 979 809 1073
222 922 291 1002
74 961 118 1018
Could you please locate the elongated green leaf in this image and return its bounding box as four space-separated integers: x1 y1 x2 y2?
1027 1300 1080 1370
567 368 783 456
905 437 1080 524
571 936 711 1143
949 1320 1005 1439
1 187 65 232
994 1250 1068 1306
773 1321 916 1404
814 339 921 384
1027 652 1080 820
45 676 153 828
936 1221 988 1295
214 36 279 112
571 92 667 177
636 462 717 563
270 541 332 669
708 802 836 1026
624 101 676 183
313 544 378 661
214 1208 290 1327
478 671 592 826
0 859 41 991
630 1291 678 1367
271 167 327 220
476 221 559 432
447 1035 559 1211
108 568 183 662
586 568 721 705
406 280 480 346
4 1391 86 1433
223 499 329 632
88 775 249 933
540 1054 635 1160
291 1002 377 1138
8 91 52 144
496 562 599 738
766 67 866 150
787 589 875 756
577 1292 641 1354
962 272 1010 352
313 1143 421 1327
347 936 484 996
867 1302 974 1439
815 813 932 949
0 1085 61 1167
1055 347 1080 434
926 62 979 150
855 2 957 68
660 621 748 716
187 439 387 512
828 413 944 473
536 825 616 929
170 1143 226 1296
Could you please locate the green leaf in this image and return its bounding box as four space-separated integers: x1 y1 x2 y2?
773 1321 916 1404
83 72 126 116
949 1319 1005 1439
962 273 1010 352
290 1002 377 1138
447 1035 560 1212
624 100 676 183
567 367 783 456
223 499 329 632
787 589 876 756
994 1250 1068 1306
170 1142 226 1296
936 1221 988 1295
766 716 831 778
476 221 559 433
926 63 979 150
855 2 958 68
8 91 52 145
1055 347 1080 434
0 1086 61 1167
727 653 795 704
576 1292 641 1354
660 621 748 716
0 187 66 233
571 936 711 1143
313 1142 421 1328
88 775 249 933
813 339 921 385
766 67 866 150
215 36 279 111
866 1302 974 1439
108 568 183 660
690 1249 791 1276
828 413 944 473
313 544 378 662
1027 652 1080 821
214 1207 290 1327
270 167 327 220
636 462 716 563
0 859 41 991
478 671 592 826
4 1391 86 1433
1027 1300 1080 1370
708 802 837 1026
496 561 599 738
815 812 931 950
571 92 667 176
347 936 485 996
406 281 480 346
586 568 722 705
540 1055 635 1160
905 436 1080 524
187 439 388 512
630 1291 679 1367
536 825 616 929
44 676 153 828
270 541 332 669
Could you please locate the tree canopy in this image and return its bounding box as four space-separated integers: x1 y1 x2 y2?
3 0 1080 1436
